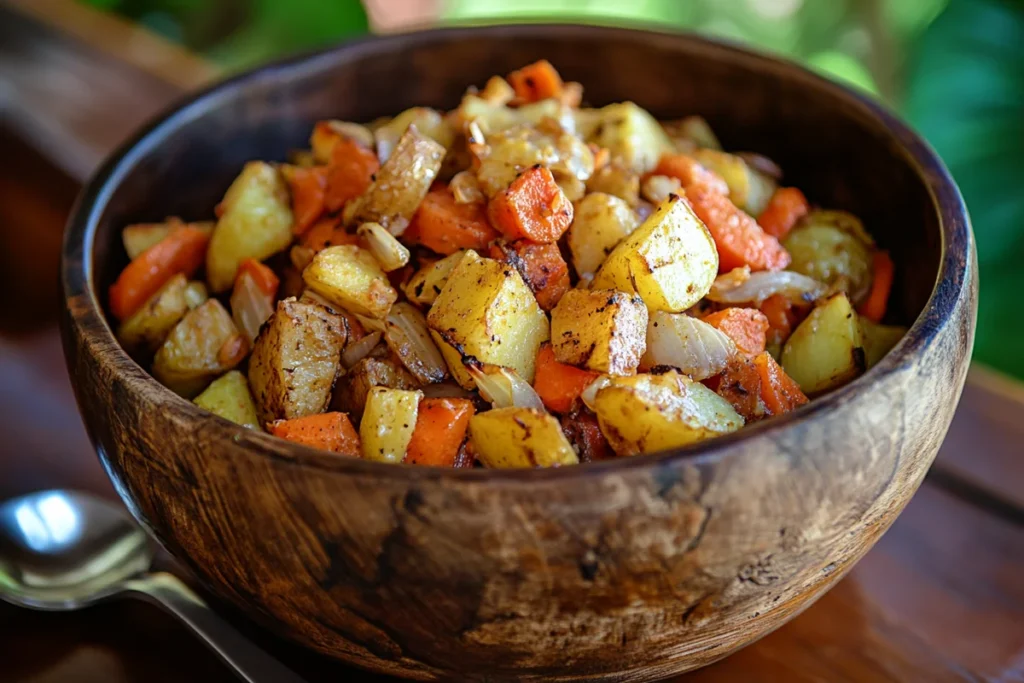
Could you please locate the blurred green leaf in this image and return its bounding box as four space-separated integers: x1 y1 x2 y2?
905 0 1024 377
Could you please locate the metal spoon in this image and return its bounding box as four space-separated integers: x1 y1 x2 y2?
0 489 306 683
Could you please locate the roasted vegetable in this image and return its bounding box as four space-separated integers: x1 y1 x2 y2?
357 222 410 272
117 274 207 353
311 120 374 162
405 398 475 466
468 363 545 410
640 311 736 379
110 226 210 320
248 298 347 424
488 240 570 311
469 407 579 468
302 245 398 320
374 107 453 163
860 318 906 369
269 412 361 456
206 162 293 293
550 289 647 376
153 299 246 398
589 372 743 455
691 149 777 216
476 124 594 198
783 210 874 304
662 116 722 151
533 343 601 414
230 259 278 345
360 387 422 463
701 308 770 358
403 251 467 306
487 165 574 243
585 163 640 206
384 302 448 384
406 186 498 255
193 370 261 430
427 250 550 388
122 219 214 261
781 293 866 395
857 250 895 323
686 183 790 273
331 356 418 422
588 102 674 174
592 195 718 312
567 192 639 279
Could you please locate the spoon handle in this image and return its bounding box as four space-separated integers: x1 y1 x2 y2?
123 572 308 683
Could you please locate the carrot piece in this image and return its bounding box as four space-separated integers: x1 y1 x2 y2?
285 165 328 235
235 258 280 298
324 137 379 212
406 185 499 255
405 398 476 467
857 250 895 323
109 226 210 320
487 166 573 243
759 293 795 347
533 343 601 414
489 240 570 311
715 356 765 422
300 217 360 252
507 60 564 103
268 412 361 456
757 187 809 239
754 352 808 415
686 184 791 272
652 154 729 195
560 408 615 462
703 308 770 358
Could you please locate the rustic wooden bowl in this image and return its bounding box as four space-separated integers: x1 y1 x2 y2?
60 24 976 682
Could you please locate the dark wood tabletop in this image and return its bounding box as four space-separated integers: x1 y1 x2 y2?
0 2 1022 680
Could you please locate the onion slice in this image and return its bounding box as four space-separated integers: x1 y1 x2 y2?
707 267 828 305
341 330 383 369
468 363 544 410
384 302 448 383
230 271 275 345
640 311 736 380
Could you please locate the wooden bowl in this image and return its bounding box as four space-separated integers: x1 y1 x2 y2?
60 24 976 682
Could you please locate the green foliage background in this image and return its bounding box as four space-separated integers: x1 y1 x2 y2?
84 0 1024 377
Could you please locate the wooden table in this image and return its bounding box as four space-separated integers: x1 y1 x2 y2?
1 2 1022 680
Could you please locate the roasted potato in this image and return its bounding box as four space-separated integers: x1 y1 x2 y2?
345 126 445 231
588 102 674 174
690 149 776 216
427 250 550 388
248 298 347 424
117 274 208 353
360 387 422 463
374 107 454 162
592 195 718 312
661 115 722 151
302 245 397 320
122 219 214 260
206 162 293 292
585 163 640 206
469 407 579 468
860 318 907 369
311 120 375 162
192 370 261 430
454 94 574 137
403 251 467 306
550 289 647 375
784 211 875 304
476 124 594 197
331 356 419 422
568 193 639 279
590 372 743 455
781 293 866 395
152 299 246 398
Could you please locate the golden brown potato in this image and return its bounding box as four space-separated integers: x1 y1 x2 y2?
345 126 445 232
590 372 743 455
122 219 214 260
691 148 776 215
469 407 579 468
152 299 246 398
592 195 718 312
360 387 422 463
584 163 640 206
550 289 647 376
568 193 639 279
860 318 907 369
117 274 207 353
588 102 674 174
402 251 467 306
426 250 550 388
302 245 397 320
206 162 293 292
475 124 594 197
331 356 419 423
784 211 875 304
373 107 454 162
781 293 866 395
248 298 347 425
192 370 261 430
661 115 722 151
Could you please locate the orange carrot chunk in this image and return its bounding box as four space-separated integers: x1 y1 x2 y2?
488 240 570 311
324 138 379 212
561 408 615 462
715 356 765 422
285 165 328 235
754 352 808 415
507 60 564 103
857 250 895 323
405 398 476 467
487 165 573 244
406 185 499 255
652 154 730 195
757 187 809 240
533 343 601 414
268 412 361 456
686 184 791 272
109 226 210 320
300 216 360 252
235 258 280 298
702 308 770 358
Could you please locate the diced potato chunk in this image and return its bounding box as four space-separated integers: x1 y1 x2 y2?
781 293 866 395
469 407 579 468
248 298 347 424
476 125 594 197
193 370 261 430
374 107 454 162
588 102 674 174
427 250 549 388
550 289 647 375
302 245 397 319
568 193 639 278
360 387 422 463
860 318 907 369
122 219 214 261
331 357 418 422
784 211 874 304
153 299 246 398
403 251 467 306
207 162 293 292
590 372 743 455
585 163 640 206
691 149 776 215
592 195 718 312
117 274 206 353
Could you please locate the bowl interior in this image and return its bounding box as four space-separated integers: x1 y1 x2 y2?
86 26 941 332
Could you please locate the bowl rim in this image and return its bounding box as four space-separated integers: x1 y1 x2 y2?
61 22 973 484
